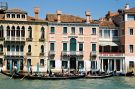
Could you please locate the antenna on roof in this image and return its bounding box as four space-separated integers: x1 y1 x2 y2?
0 2 8 11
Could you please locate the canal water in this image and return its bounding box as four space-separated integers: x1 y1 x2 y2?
0 73 135 89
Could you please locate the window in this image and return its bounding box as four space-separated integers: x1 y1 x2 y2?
17 14 20 18
28 26 32 38
92 28 96 35
50 27 55 34
129 45 133 53
79 27 83 35
28 45 31 52
21 26 25 37
11 45 15 52
27 59 31 66
20 45 24 52
91 61 97 69
127 14 135 21
112 30 118 36
50 43 54 51
0 25 3 38
11 26 15 37
16 45 19 52
62 61 68 69
0 45 3 52
7 45 10 51
7 26 10 36
63 43 67 51
92 43 96 51
41 45 44 53
22 14 25 18
104 30 110 38
63 27 67 34
40 59 44 66
7 14 10 18
0 59 2 67
78 61 84 69
16 26 20 37
79 43 83 51
129 61 134 68
50 60 55 69
41 27 45 39
71 27 75 34
12 14 15 18
129 28 133 35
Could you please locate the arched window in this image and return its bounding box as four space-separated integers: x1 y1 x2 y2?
16 26 20 37
41 27 45 39
28 26 32 38
41 45 44 53
16 45 19 52
20 45 24 52
11 26 15 37
0 25 4 38
0 45 3 52
7 26 10 36
7 45 10 51
40 59 44 66
28 45 31 52
11 45 15 52
70 38 76 51
21 26 25 37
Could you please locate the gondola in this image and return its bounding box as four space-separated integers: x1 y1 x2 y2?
85 74 113 79
1 70 85 80
1 70 24 79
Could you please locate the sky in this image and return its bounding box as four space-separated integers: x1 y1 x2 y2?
1 0 135 20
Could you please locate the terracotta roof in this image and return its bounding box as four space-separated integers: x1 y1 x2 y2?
27 16 45 22
5 8 27 14
125 7 135 13
46 14 86 23
99 21 116 28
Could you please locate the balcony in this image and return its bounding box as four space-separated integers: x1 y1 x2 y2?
90 51 97 57
26 38 33 41
26 52 31 56
61 51 83 56
49 51 55 56
5 36 25 42
99 52 125 57
39 38 45 42
40 52 44 56
0 37 5 41
6 52 24 56
0 51 3 55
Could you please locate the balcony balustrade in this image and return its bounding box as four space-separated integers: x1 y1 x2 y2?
90 51 97 57
49 51 55 56
61 51 83 56
5 36 25 41
99 52 125 57
6 51 24 56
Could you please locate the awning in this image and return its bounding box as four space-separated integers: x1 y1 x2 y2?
99 42 119 46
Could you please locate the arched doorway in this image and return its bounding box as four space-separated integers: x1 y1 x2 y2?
70 57 76 69
70 38 76 51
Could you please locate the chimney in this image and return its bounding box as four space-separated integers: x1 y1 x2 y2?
85 11 91 23
125 4 129 10
34 7 40 19
56 10 62 23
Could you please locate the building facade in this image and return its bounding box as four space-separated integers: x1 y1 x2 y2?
0 2 135 73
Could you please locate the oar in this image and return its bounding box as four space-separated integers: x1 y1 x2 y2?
10 73 15 79
20 75 25 80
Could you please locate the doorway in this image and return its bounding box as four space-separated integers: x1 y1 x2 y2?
70 57 76 69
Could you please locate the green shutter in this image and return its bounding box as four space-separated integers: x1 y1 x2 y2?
70 38 76 51
63 43 67 51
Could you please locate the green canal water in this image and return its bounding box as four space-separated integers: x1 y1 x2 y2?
0 73 135 89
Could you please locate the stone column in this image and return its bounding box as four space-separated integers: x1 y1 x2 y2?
114 59 116 71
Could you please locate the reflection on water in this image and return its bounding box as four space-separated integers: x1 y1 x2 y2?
0 73 135 89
